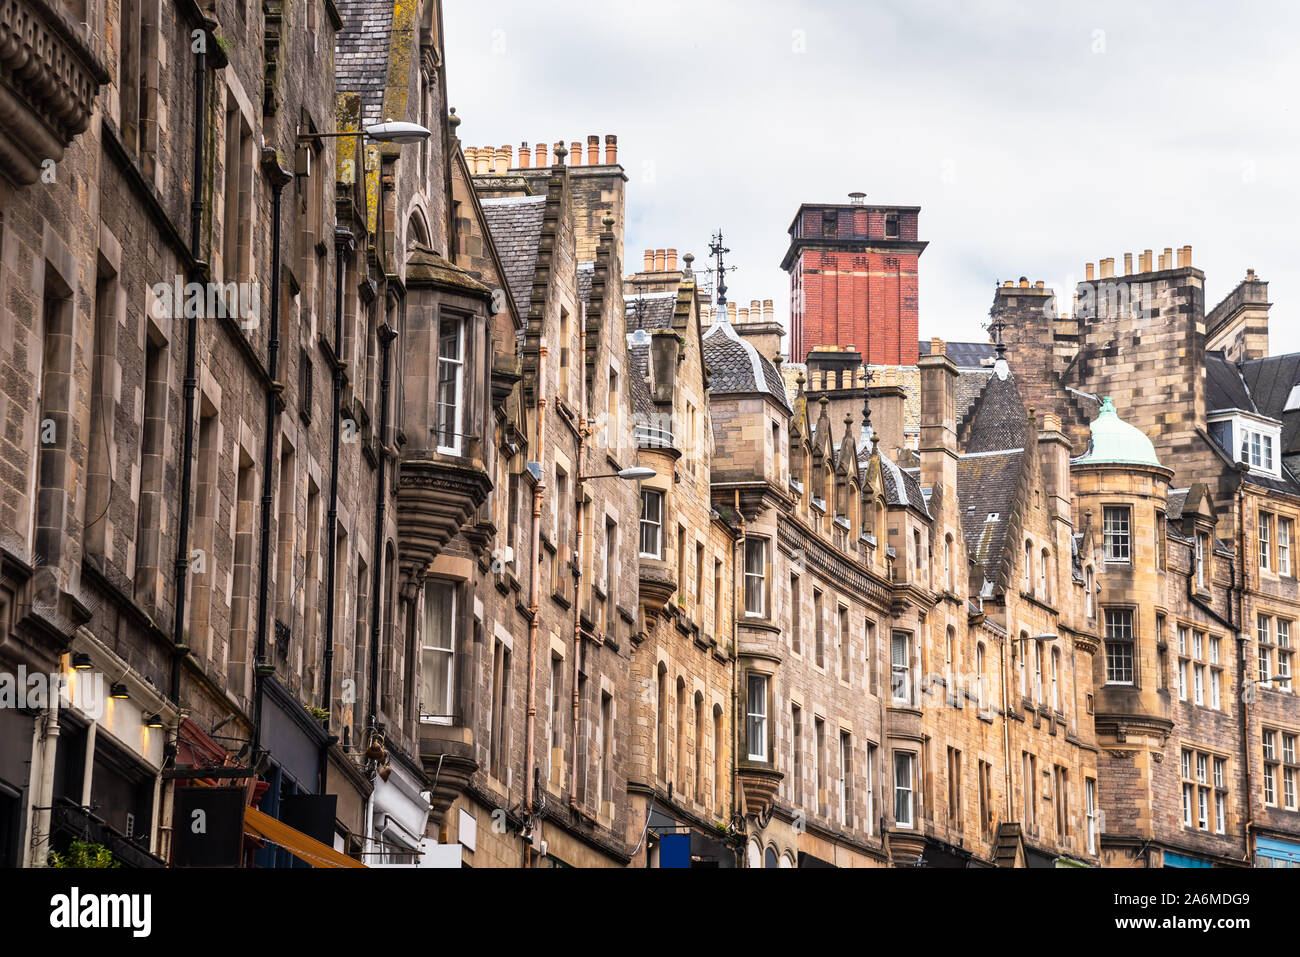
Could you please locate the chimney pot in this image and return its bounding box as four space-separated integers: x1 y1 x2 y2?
588 135 599 165
931 336 945 355
535 143 548 167
1034 280 1044 289
1124 252 1133 275
666 248 677 271
1004 279 1014 287
1085 263 1095 281
739 308 749 323
494 146 509 174
518 142 531 168
604 134 618 165
654 249 665 272
643 249 654 272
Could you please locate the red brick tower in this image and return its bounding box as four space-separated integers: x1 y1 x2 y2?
781 193 926 365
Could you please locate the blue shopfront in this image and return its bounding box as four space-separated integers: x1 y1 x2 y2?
1255 836 1300 868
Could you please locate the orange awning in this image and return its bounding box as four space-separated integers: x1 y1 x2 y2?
243 805 366 869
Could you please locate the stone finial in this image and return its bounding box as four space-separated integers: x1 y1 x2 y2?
448 107 461 132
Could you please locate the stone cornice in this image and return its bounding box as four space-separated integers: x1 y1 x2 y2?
0 0 109 183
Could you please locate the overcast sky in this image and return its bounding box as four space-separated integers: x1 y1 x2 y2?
444 0 1299 355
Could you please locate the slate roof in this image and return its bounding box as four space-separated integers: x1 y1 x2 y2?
335 0 395 128
1240 352 1300 455
1167 487 1190 521
480 196 546 319
577 262 594 309
957 369 994 424
918 340 998 369
626 337 656 420
957 449 1026 581
1205 350 1257 413
625 293 677 332
964 370 1028 454
703 319 790 409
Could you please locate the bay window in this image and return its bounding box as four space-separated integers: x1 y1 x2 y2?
1103 507 1131 563
638 489 663 558
435 315 465 454
420 581 457 724
746 673 769 761
894 751 914 828
744 537 768 617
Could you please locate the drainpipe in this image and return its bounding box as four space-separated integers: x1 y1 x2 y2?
1235 480 1254 864
367 318 396 737
251 155 292 760
1000 631 1013 824
168 23 212 702
366 161 395 746
319 228 354 795
26 696 60 867
731 491 743 860
521 343 548 867
570 303 589 811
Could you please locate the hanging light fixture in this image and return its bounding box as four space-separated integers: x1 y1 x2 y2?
110 682 130 700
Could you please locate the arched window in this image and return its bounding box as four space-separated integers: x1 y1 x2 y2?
1040 548 1050 603
1051 647 1061 712
764 846 779 869
1019 632 1030 697
1024 540 1034 595
945 626 956 697
713 703 724 810
1033 641 1044 703
944 535 954 591
656 663 668 777
676 677 688 787
694 691 706 803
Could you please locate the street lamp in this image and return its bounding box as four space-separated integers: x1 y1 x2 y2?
296 120 433 143
580 466 657 482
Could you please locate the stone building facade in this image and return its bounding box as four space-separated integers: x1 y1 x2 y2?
994 249 1300 867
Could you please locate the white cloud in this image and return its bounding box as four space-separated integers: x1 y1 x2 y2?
445 0 1300 354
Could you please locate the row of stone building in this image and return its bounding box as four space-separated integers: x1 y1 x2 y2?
1 0 1297 869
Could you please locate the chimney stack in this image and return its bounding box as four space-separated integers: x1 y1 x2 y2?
1037 411 1072 527
605 134 618 165
918 342 958 497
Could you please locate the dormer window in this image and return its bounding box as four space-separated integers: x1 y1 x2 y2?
1243 429 1275 472
1209 411 1283 478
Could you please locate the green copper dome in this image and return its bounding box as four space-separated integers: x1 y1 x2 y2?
1073 397 1163 468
